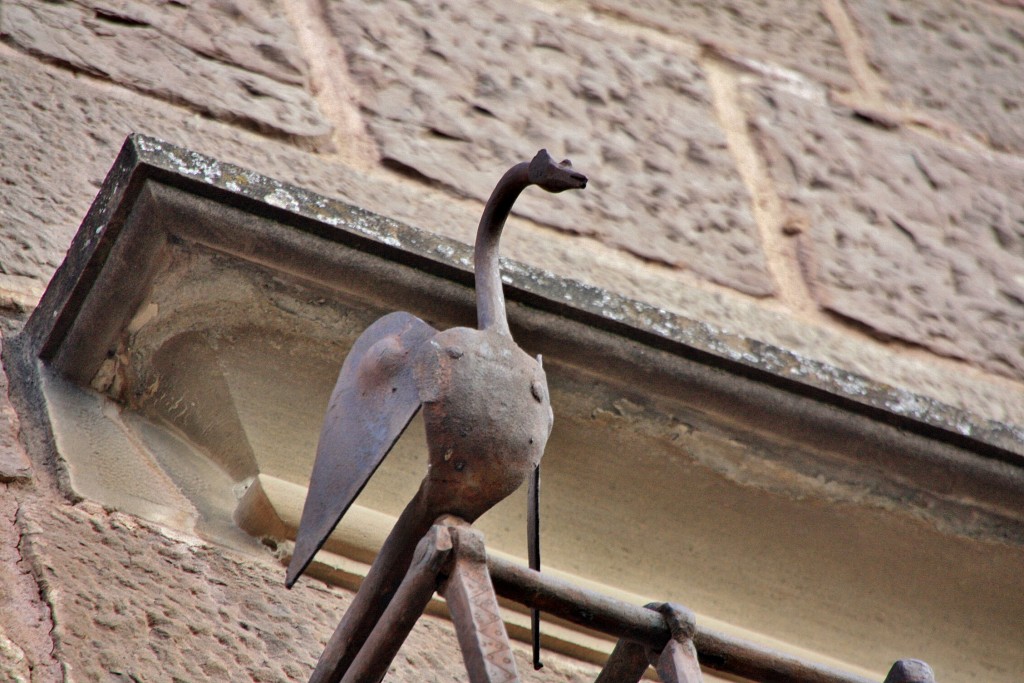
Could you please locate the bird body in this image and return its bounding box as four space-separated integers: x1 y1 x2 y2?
287 150 586 682
417 326 552 520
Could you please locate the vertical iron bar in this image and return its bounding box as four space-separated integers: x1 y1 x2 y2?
528 463 542 669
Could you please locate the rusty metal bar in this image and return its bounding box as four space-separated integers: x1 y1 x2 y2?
338 525 453 683
691 628 876 683
487 556 875 683
649 603 703 683
594 639 649 683
489 553 668 645
653 638 703 683
442 524 521 683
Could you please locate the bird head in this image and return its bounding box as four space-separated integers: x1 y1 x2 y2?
528 149 588 193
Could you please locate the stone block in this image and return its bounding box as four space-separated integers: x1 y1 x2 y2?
748 82 1024 379
0 337 32 483
0 275 44 314
324 0 774 296
16 499 600 681
0 629 30 683
0 489 60 680
0 48 468 287
847 0 1024 153
592 0 853 88
0 0 329 137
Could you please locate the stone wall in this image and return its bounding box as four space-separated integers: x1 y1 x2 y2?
0 487 600 682
3 0 1023 424
2 0 1023 681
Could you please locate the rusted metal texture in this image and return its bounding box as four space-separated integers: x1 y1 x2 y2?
306 515 930 683
487 556 887 683
289 151 586 682
442 522 520 683
651 643 700 683
287 311 437 588
652 640 703 683
527 463 542 669
337 525 454 683
489 553 669 645
594 639 650 683
647 603 703 683
883 660 936 683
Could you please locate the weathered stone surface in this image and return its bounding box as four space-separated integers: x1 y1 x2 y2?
847 0 1024 153
324 0 774 296
0 45 553 293
0 49 159 284
0 0 329 137
749 82 1024 380
2 43 1021 431
592 0 853 88
0 275 44 314
0 337 32 483
0 47 428 286
16 498 599 682
0 488 61 681
0 629 30 683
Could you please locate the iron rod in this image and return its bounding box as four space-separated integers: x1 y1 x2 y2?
488 554 667 645
487 556 875 683
594 639 650 683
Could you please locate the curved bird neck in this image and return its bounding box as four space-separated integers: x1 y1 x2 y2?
474 161 531 337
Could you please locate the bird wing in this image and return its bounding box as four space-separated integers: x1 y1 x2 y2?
286 311 437 587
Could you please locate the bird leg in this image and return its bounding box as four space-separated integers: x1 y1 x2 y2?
440 519 520 683
311 513 521 683
594 603 703 683
644 603 703 683
338 524 455 683
309 485 437 683
594 639 650 683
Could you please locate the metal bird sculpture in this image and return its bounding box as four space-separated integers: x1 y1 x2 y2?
287 149 587 682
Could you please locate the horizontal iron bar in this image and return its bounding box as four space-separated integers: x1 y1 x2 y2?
489 552 668 645
487 555 875 683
